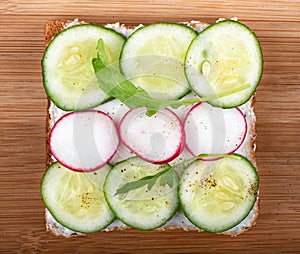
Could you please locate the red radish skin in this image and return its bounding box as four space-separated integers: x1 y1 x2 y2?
184 102 247 160
119 108 185 164
50 110 119 172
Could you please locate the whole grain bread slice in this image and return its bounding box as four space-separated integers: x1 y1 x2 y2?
44 19 259 237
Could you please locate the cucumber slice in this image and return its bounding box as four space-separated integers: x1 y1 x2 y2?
42 24 125 111
120 23 197 100
41 162 115 234
185 20 263 108
179 154 258 233
104 157 179 230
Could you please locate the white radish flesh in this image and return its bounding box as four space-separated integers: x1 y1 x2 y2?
50 110 119 172
119 107 185 164
184 102 247 157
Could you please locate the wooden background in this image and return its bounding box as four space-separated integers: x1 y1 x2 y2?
0 0 300 253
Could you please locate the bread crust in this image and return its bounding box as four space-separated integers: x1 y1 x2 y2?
45 20 66 169
43 19 259 237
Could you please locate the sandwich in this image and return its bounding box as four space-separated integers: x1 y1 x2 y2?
41 18 262 237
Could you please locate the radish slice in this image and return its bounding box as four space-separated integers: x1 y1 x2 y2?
50 110 119 172
184 103 247 158
119 107 185 164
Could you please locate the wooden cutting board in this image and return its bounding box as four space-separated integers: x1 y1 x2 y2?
0 0 299 253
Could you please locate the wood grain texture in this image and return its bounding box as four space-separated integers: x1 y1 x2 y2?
0 0 300 253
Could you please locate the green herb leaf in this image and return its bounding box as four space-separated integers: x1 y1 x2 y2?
114 154 234 196
92 39 251 116
114 167 174 196
96 38 109 65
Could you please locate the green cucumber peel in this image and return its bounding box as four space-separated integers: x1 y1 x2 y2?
115 154 236 196
92 39 251 116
